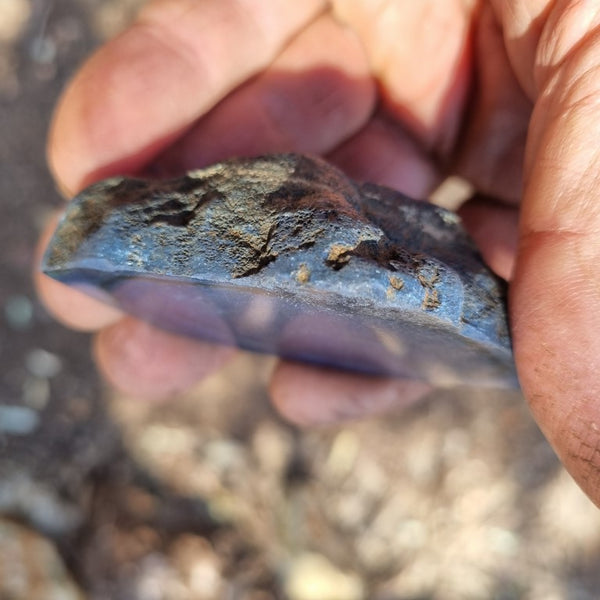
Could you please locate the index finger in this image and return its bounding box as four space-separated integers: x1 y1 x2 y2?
48 0 326 194
39 0 325 330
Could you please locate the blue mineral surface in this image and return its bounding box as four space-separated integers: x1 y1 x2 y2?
42 154 518 388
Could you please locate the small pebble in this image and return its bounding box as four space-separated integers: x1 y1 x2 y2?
284 553 364 600
324 430 360 481
25 348 62 378
0 518 84 599
0 0 31 43
29 35 56 65
4 294 33 330
21 375 50 410
0 404 39 435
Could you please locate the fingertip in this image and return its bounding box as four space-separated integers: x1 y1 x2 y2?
46 26 179 194
36 272 125 331
270 361 431 427
94 317 236 401
328 115 440 196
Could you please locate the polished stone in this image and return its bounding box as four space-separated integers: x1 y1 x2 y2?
42 154 517 388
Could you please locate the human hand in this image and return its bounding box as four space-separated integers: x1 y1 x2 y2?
35 0 600 505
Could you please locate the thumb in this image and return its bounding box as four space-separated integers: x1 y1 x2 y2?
510 6 600 503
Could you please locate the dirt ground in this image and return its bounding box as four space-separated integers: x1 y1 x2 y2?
2 1 600 599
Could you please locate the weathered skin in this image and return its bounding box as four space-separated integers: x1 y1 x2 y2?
42 154 517 388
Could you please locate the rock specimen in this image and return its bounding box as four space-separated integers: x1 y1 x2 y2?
42 154 517 388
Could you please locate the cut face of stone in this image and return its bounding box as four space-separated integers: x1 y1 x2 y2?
42 154 518 388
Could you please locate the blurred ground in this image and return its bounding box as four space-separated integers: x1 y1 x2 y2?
2 1 600 599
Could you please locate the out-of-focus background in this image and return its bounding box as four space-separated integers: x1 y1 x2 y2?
2 1 600 599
